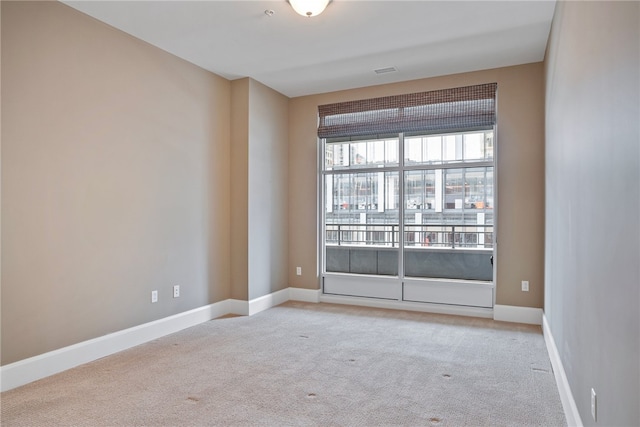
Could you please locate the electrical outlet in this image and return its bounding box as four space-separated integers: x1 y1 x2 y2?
591 388 597 421
151 290 158 303
296 267 302 276
173 285 180 298
521 280 529 292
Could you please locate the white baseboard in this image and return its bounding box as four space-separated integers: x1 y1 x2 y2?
289 287 321 303
1 287 320 392
0 299 231 392
543 314 583 427
247 288 290 316
493 304 543 325
319 294 493 319
227 299 249 316
5 288 541 393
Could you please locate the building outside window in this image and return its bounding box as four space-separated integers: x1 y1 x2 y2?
324 130 494 257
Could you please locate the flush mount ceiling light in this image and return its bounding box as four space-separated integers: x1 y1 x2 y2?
288 0 331 17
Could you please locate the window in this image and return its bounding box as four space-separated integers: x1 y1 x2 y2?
402 131 494 253
319 84 496 306
323 130 494 275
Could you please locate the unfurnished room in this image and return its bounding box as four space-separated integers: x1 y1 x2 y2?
1 1 638 426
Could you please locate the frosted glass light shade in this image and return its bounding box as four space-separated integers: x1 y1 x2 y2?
288 0 331 17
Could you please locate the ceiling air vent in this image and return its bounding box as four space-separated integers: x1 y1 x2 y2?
374 66 398 75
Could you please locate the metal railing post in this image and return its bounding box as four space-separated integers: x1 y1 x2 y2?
392 225 396 247
451 225 456 249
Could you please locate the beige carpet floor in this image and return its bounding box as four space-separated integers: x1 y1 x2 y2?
1 301 566 426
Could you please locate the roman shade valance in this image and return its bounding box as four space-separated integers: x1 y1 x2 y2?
318 83 497 139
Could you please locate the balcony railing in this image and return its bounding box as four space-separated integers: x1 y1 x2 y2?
325 223 493 249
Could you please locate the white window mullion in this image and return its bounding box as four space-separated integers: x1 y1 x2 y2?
377 172 384 213
398 133 405 281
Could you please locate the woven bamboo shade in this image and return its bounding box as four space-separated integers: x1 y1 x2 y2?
318 83 497 138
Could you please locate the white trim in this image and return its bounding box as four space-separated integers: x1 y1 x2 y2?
323 274 402 300
227 299 249 316
320 293 493 319
403 278 494 308
2 288 547 394
493 304 542 325
0 288 321 392
247 288 290 316
289 287 321 303
0 300 231 392
543 314 583 427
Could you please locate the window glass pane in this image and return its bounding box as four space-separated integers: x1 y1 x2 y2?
385 139 399 164
325 172 399 249
443 135 461 162
463 133 485 161
325 138 399 170
351 141 366 166
405 137 422 164
485 131 494 160
404 131 494 166
486 168 494 210
405 170 423 210
354 174 377 210
444 169 463 210
327 174 350 212
384 172 399 211
425 136 442 163
464 168 486 209
405 170 436 210
325 142 350 169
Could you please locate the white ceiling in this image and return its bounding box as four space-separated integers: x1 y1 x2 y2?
62 0 556 98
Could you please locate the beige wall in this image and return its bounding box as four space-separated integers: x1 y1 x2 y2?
288 63 546 308
247 80 289 300
1 1 231 364
230 79 249 300
544 1 639 425
231 78 289 301
0 0 3 361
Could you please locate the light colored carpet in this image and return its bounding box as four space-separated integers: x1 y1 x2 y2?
1 301 566 426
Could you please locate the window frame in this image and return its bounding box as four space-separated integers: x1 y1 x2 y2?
320 128 495 280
